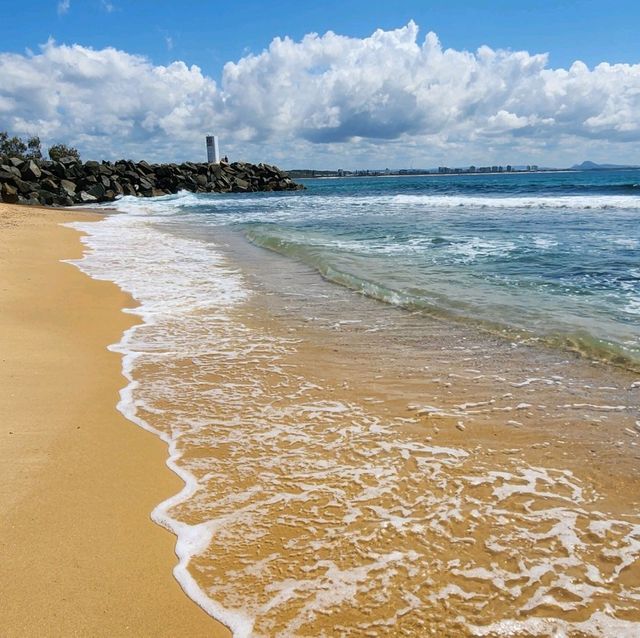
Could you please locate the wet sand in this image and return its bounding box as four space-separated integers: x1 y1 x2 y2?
124 221 640 636
0 203 230 637
10 200 637 636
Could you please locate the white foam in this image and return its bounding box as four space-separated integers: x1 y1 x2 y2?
561 403 629 412
391 193 640 211
63 206 640 636
470 611 640 638
66 214 255 636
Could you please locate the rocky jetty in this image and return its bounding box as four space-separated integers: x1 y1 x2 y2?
0 157 303 206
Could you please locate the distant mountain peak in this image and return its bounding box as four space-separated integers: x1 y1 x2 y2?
572 160 639 170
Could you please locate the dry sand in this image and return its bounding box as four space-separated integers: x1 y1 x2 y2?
0 203 230 637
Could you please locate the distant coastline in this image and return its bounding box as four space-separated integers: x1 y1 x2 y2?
287 161 640 179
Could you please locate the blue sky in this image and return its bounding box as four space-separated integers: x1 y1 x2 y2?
1 1 639 167
5 0 640 74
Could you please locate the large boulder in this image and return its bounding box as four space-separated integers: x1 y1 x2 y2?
232 177 250 192
136 160 155 175
1 182 19 203
78 191 98 203
84 160 101 175
38 190 56 206
86 183 106 200
21 160 42 181
1 164 21 178
60 179 77 196
13 178 37 195
59 155 80 166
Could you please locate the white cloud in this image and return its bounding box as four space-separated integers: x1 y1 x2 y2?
100 0 115 13
0 39 221 161
1 23 640 166
57 0 70 15
220 22 640 149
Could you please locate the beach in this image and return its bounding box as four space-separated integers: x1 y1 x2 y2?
2 166 640 637
62 172 640 637
0 203 229 637
3 4 640 635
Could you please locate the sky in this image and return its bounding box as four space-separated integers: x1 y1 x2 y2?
1 0 639 169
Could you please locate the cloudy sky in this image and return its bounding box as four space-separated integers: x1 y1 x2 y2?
1 0 639 169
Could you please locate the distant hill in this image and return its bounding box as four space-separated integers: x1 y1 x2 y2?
571 160 640 170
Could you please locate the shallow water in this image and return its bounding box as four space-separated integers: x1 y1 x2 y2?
69 173 640 636
103 171 640 370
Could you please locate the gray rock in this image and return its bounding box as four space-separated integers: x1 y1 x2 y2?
20 195 42 206
40 178 59 193
80 175 98 186
0 156 303 207
137 160 154 175
138 177 153 191
84 160 101 175
233 177 250 191
86 183 106 200
1 164 21 178
22 160 42 181
59 156 80 166
38 190 56 205
78 191 98 203
60 179 77 196
14 179 36 195
1 182 19 203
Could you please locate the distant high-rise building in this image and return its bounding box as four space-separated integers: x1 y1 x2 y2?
206 135 220 163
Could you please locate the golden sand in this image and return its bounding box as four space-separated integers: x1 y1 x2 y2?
0 203 230 637
122 252 640 636
5 200 638 636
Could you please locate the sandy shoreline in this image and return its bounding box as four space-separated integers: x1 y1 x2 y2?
0 203 229 637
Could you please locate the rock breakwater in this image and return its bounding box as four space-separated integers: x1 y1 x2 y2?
0 156 303 206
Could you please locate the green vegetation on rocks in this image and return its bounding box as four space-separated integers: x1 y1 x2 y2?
48 144 81 163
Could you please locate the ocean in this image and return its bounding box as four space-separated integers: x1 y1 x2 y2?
70 170 640 637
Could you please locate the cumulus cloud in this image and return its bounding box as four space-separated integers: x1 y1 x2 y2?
0 39 221 161
220 22 640 148
1 23 640 165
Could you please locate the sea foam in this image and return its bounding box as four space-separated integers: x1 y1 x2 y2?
64 195 640 636
67 211 256 635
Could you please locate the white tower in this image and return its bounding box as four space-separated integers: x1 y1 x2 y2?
206 135 220 163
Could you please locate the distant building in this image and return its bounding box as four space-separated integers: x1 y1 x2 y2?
206 135 220 163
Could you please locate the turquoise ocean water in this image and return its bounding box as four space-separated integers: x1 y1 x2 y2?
115 169 640 370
